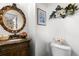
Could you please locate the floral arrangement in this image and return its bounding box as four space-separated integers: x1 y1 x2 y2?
49 4 79 19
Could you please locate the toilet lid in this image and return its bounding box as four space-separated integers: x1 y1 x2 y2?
50 43 71 50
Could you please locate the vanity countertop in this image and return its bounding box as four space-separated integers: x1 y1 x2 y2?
0 38 30 46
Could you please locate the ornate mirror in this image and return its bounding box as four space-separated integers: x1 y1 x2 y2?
0 3 26 33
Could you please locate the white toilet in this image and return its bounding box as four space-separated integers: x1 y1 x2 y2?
50 43 71 56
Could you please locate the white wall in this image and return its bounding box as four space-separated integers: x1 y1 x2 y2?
36 3 79 56
26 3 36 55
36 3 51 56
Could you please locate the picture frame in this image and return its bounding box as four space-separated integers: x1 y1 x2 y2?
37 8 46 26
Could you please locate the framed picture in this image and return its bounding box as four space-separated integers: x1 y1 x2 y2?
37 8 46 26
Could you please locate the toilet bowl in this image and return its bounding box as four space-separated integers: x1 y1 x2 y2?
50 43 71 56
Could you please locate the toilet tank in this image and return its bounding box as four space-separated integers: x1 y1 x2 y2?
50 43 71 56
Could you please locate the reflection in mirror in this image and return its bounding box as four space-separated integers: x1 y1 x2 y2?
4 13 17 30
3 10 24 31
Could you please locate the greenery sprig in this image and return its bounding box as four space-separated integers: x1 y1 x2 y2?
49 4 79 19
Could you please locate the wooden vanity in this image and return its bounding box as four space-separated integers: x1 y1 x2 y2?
0 39 31 56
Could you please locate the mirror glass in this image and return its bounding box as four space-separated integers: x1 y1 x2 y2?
3 10 24 31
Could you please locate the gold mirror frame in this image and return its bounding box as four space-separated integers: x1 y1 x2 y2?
0 4 26 33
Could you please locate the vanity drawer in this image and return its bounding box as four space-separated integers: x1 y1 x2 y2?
0 40 31 56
